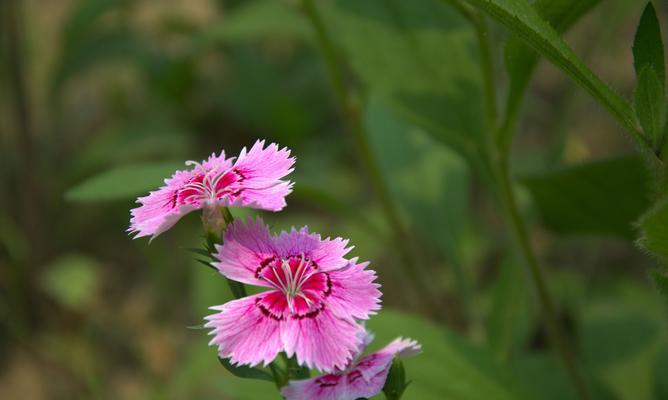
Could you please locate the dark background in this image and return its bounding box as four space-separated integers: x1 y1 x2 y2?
1 0 667 399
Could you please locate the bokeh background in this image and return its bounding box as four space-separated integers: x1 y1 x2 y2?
1 0 668 399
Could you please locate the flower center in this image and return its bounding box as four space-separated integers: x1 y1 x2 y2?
257 254 331 317
177 163 245 206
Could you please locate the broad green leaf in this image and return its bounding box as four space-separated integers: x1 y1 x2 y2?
61 0 129 48
649 269 668 299
66 119 192 175
65 162 185 202
166 336 275 399
487 257 534 362
633 2 665 89
523 155 651 238
218 357 274 382
581 309 659 370
654 346 668 399
367 310 526 400
200 0 311 43
320 0 484 164
365 98 472 301
637 196 668 260
580 294 667 400
53 0 136 93
503 0 601 146
510 355 616 400
52 28 143 93
41 254 100 310
635 66 666 145
218 46 330 144
463 0 643 146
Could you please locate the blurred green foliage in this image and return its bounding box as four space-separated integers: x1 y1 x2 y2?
1 0 668 399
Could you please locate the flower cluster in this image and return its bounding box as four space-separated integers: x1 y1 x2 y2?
130 140 420 399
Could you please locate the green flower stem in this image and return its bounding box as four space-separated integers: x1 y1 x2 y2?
204 207 246 299
450 1 591 397
299 0 445 316
493 158 589 400
269 362 287 390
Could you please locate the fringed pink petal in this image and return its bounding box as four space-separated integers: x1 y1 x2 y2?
282 335 421 400
273 227 351 271
281 308 363 373
355 337 422 382
213 217 276 287
230 140 295 212
200 150 234 172
281 375 349 400
128 169 199 240
204 293 283 368
129 141 294 239
233 140 295 184
326 259 382 321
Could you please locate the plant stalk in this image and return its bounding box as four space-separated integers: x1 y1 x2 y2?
299 0 444 314
454 3 590 397
493 158 589 400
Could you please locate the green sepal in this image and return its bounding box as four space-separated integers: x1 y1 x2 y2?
383 357 410 400
285 355 310 380
226 277 247 299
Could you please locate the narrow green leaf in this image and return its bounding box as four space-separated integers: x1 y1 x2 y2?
226 278 248 299
195 259 216 271
65 162 184 202
217 357 274 382
523 155 651 238
463 0 645 148
633 2 665 89
635 66 666 145
503 0 601 147
185 247 213 259
185 324 207 330
199 0 310 43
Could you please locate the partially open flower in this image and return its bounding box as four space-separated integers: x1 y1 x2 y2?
281 332 421 400
204 218 382 372
128 140 294 240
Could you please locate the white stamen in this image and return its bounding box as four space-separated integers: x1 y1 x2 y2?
263 254 316 314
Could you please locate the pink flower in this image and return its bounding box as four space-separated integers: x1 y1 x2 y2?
204 218 382 372
281 332 421 400
129 140 294 240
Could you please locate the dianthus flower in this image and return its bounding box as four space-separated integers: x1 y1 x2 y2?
282 331 421 400
129 140 294 239
204 218 382 372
